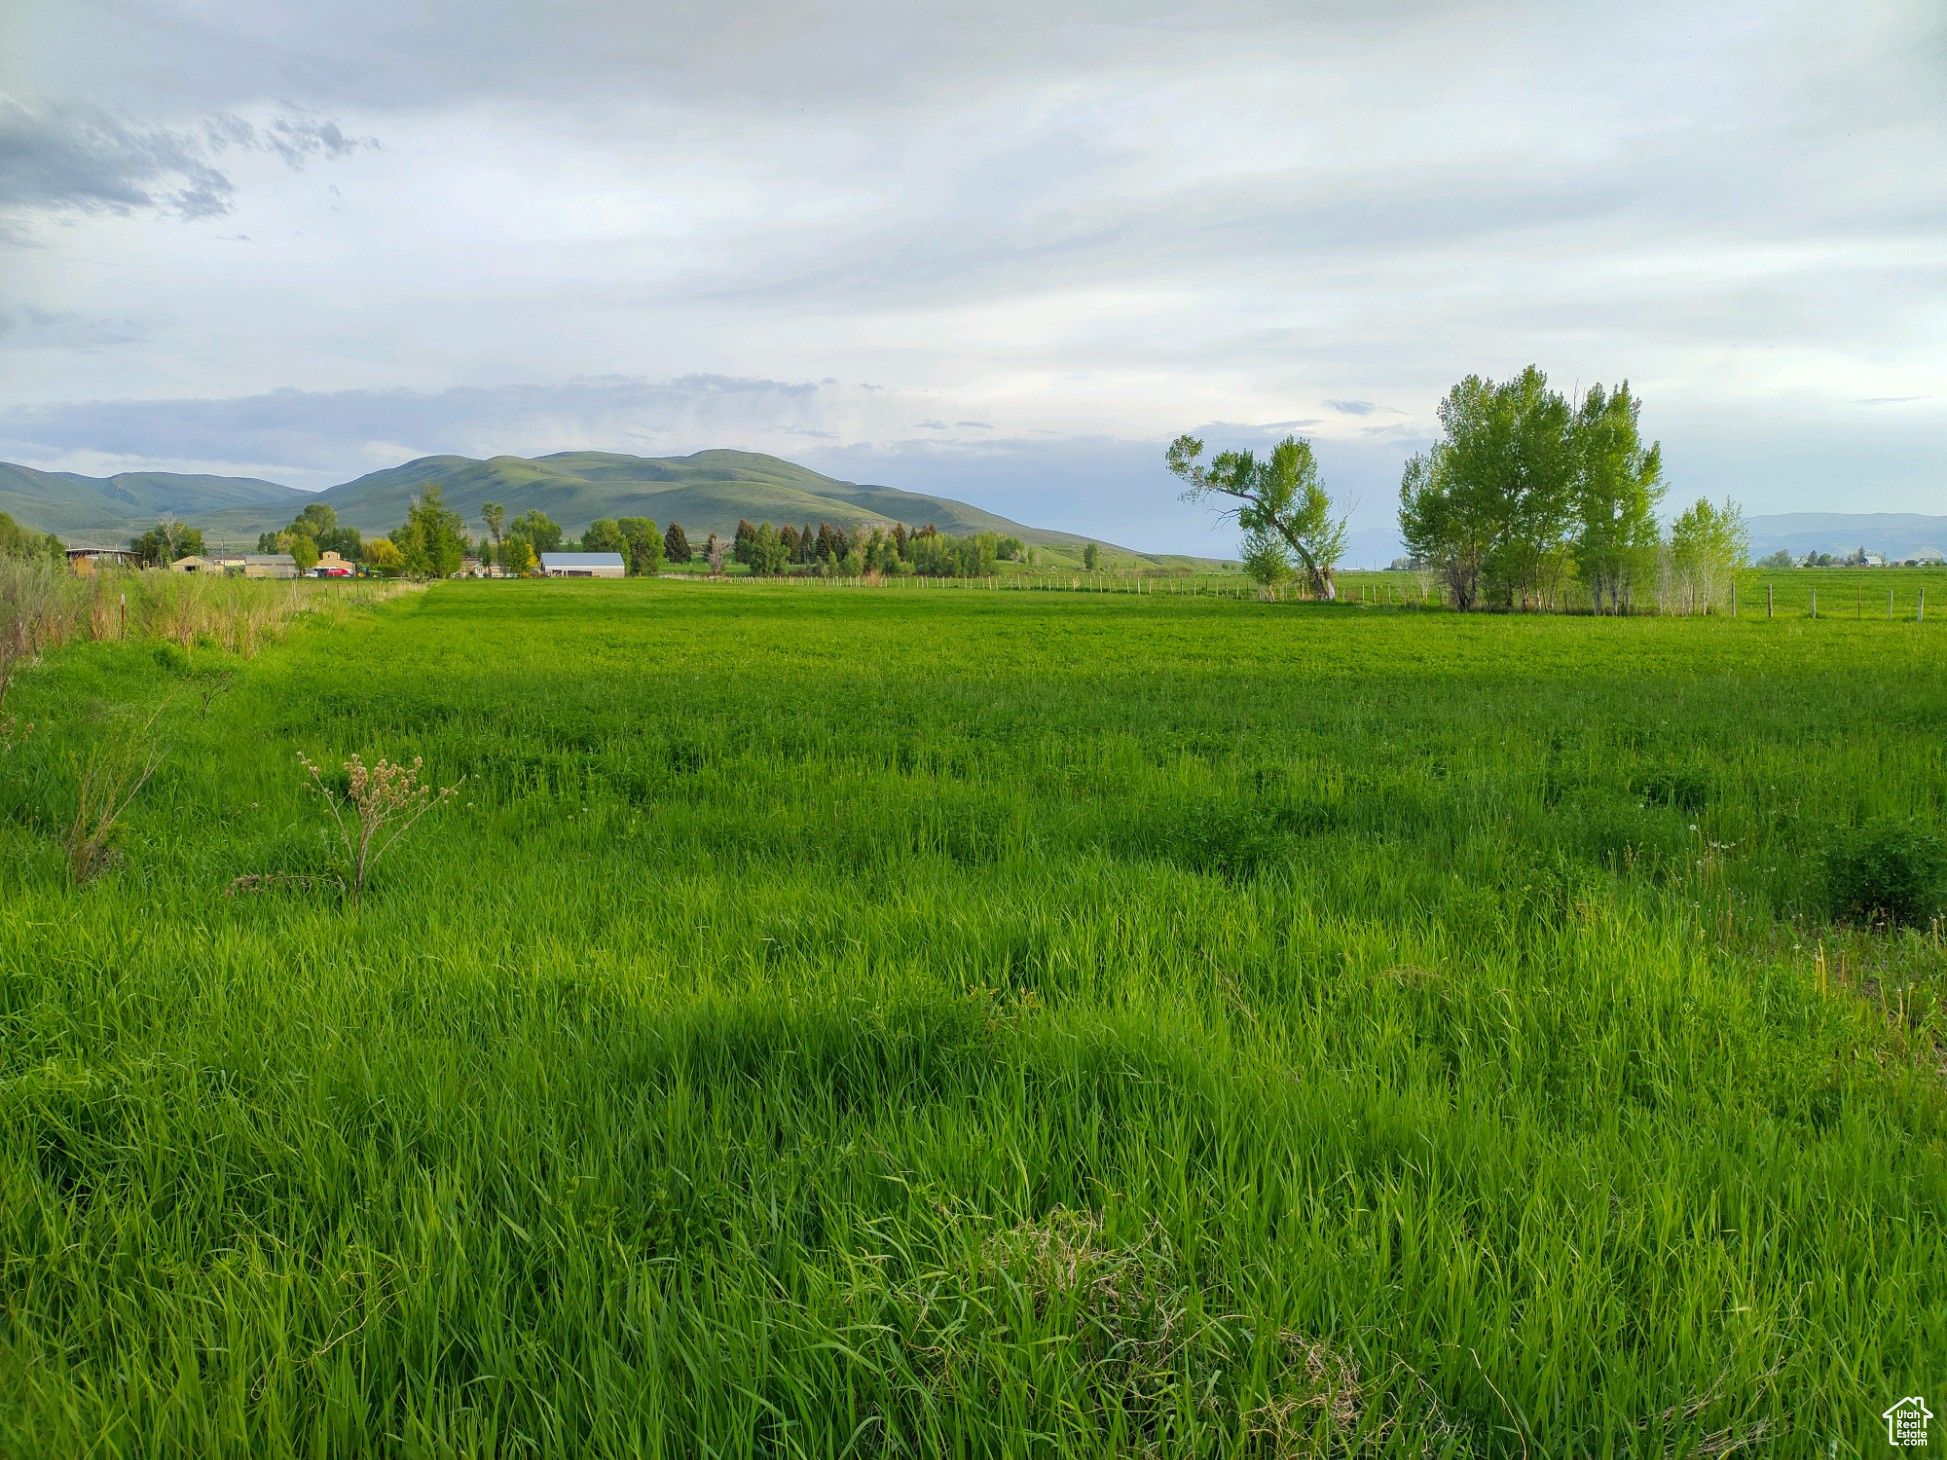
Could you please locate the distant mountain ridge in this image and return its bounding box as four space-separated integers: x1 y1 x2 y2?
0 462 303 541
0 450 1106 551
1742 512 1947 562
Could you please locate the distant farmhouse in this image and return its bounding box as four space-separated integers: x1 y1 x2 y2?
541 552 626 579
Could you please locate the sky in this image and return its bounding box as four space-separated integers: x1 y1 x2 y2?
1 0 1942 557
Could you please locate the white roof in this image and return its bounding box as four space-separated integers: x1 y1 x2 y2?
541 552 625 568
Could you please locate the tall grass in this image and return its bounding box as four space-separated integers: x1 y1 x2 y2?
0 560 419 665
0 580 1939 1456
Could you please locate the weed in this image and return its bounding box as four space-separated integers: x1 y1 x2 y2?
64 705 168 884
297 750 461 907
1825 818 1945 927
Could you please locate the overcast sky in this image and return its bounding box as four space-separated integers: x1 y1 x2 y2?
1 1 1942 553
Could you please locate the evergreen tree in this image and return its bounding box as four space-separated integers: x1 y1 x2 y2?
664 523 692 563
733 519 757 566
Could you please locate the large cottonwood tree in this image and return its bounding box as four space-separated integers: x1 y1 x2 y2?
1167 434 1347 600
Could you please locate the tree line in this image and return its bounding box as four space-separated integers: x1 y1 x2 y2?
1171 365 1753 613
227 486 1030 582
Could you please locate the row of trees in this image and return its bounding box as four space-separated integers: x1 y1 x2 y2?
2 513 66 564
1171 366 1752 613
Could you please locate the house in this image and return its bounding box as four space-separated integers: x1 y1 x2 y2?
234 553 299 579
66 545 140 574
540 552 626 579
170 555 217 573
311 551 355 578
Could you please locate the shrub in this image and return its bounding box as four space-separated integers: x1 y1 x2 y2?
1824 819 1945 927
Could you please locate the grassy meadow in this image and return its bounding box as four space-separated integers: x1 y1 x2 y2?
2 578 1943 1456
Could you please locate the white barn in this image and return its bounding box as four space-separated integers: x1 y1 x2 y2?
540 552 626 579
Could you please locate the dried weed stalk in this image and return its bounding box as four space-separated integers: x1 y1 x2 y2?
298 751 460 907
66 704 168 884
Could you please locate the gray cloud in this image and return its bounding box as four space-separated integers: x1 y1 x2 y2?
0 100 236 218
0 0 1941 536
0 99 373 222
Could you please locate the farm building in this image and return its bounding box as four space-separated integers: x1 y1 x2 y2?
541 552 626 579
312 551 356 578
66 545 140 573
215 554 300 579
170 555 217 573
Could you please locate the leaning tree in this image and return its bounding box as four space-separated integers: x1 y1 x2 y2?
1166 434 1347 601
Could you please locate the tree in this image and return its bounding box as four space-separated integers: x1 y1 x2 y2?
482 501 506 565
1573 382 1663 613
364 537 406 575
1169 434 1346 601
289 534 321 574
499 534 537 576
1398 368 1575 610
1240 526 1294 590
511 509 562 556
1757 548 1793 569
664 523 692 564
704 533 727 575
1082 542 1100 571
130 517 205 566
748 521 791 576
732 519 757 567
618 517 664 575
1667 498 1748 614
582 518 624 553
394 485 466 579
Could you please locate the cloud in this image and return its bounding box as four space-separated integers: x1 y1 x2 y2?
0 303 146 348
0 99 373 223
0 100 235 218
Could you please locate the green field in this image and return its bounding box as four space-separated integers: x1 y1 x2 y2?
3 581 1943 1456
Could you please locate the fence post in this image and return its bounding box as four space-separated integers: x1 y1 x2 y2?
1766 582 1773 618
1889 589 1895 619
1731 583 1737 618
1810 587 1816 620
1920 589 1926 623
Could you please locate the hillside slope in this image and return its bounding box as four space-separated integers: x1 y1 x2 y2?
0 462 303 540
273 449 1093 546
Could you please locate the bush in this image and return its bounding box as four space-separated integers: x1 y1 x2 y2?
1824 819 1945 927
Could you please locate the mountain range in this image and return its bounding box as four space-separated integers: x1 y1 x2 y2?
13 450 1108 554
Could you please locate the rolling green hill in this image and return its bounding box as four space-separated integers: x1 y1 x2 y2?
0 462 303 541
259 449 1097 548
1 450 1118 554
